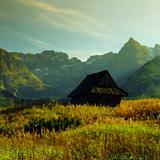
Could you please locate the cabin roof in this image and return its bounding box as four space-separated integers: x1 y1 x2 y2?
68 70 128 97
91 87 126 96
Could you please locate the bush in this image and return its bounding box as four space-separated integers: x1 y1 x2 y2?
24 117 80 134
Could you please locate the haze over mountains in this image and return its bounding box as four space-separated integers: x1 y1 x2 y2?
1 38 160 99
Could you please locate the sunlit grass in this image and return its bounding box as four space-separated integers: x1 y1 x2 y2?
0 99 159 159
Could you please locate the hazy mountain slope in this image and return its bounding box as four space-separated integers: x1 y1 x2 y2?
15 50 116 95
0 48 47 98
109 38 152 84
151 44 160 57
124 56 160 97
86 52 115 65
14 50 82 87
0 88 16 98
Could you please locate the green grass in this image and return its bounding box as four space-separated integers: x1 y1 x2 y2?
0 99 159 159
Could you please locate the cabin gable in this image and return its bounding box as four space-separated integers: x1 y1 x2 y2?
68 70 127 106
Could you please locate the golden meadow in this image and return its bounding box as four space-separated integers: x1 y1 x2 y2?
0 99 160 160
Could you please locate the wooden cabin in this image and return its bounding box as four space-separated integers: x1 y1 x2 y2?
68 70 127 107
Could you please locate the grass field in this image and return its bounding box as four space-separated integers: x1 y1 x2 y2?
0 99 160 160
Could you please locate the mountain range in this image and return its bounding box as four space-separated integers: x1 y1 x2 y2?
1 37 160 99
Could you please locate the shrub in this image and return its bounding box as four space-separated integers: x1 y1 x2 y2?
24 117 80 134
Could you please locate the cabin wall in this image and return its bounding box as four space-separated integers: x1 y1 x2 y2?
71 97 87 105
87 94 121 106
71 94 122 107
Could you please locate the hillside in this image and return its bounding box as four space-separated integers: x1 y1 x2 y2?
0 99 159 159
109 38 152 84
0 88 16 99
14 51 81 83
0 48 50 98
125 56 160 97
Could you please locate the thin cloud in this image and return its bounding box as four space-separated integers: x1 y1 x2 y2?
21 0 79 16
16 0 112 39
0 25 52 49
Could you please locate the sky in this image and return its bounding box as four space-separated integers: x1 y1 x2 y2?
1 0 160 60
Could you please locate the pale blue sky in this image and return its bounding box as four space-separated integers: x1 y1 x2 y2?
0 0 160 60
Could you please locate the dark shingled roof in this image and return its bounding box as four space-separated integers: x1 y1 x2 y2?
68 70 127 97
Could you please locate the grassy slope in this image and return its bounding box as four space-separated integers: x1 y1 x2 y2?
0 99 160 159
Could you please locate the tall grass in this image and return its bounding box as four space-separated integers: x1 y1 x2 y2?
0 99 160 159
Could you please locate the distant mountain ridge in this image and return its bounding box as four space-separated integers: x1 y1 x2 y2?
1 38 160 98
